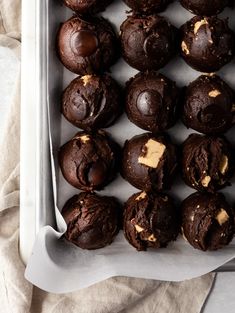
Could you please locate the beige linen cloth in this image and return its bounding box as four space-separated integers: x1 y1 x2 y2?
0 1 215 312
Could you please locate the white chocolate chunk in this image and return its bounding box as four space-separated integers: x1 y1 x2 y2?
219 155 228 174
138 139 166 168
148 234 157 242
162 196 168 202
216 209 229 226
181 41 189 55
194 19 208 35
79 135 90 143
201 176 211 187
134 224 144 233
136 191 147 201
81 75 93 86
208 90 221 98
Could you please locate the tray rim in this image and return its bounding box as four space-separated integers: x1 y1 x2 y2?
20 0 38 265
20 0 55 265
20 0 235 272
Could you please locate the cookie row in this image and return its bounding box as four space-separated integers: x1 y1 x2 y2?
57 14 235 75
61 190 235 252
59 131 234 194
62 72 235 135
63 0 231 17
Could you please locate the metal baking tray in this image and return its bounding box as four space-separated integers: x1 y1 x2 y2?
20 0 235 273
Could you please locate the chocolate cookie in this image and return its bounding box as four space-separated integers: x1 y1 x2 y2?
125 71 180 132
122 133 178 191
180 16 235 73
123 191 179 251
59 131 119 191
62 192 120 249
180 0 229 16
63 0 113 14
182 134 234 193
57 16 119 75
181 192 235 251
123 0 172 13
62 74 122 131
182 75 235 134
120 14 177 71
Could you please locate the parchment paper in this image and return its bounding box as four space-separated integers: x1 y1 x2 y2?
25 0 235 293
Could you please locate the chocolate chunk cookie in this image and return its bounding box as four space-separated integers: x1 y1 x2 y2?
123 0 172 13
182 75 235 134
120 14 177 71
125 71 180 132
62 192 120 249
59 131 119 191
180 0 229 16
63 0 113 14
182 134 234 193
123 191 179 251
180 16 235 73
181 192 235 251
57 16 119 75
62 74 122 131
122 133 178 191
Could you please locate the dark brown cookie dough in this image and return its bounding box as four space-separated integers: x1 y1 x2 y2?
180 16 235 73
123 191 179 251
57 16 119 75
123 0 172 13
182 75 235 135
63 0 113 14
125 71 180 132
182 134 234 193
120 14 177 72
181 192 235 251
62 74 122 131
59 131 119 191
122 133 178 191
180 0 229 16
62 192 120 249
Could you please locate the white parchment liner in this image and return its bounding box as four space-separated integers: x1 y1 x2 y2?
25 0 235 293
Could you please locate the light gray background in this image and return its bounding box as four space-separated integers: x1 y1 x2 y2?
203 273 235 313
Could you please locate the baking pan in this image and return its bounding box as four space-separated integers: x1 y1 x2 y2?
20 0 235 292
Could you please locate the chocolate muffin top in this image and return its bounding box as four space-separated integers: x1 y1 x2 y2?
122 133 178 191
120 14 177 71
182 75 235 135
57 16 119 75
125 71 180 132
123 191 179 251
180 16 235 73
182 134 234 193
181 192 235 251
62 74 122 131
59 131 119 191
62 192 120 249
